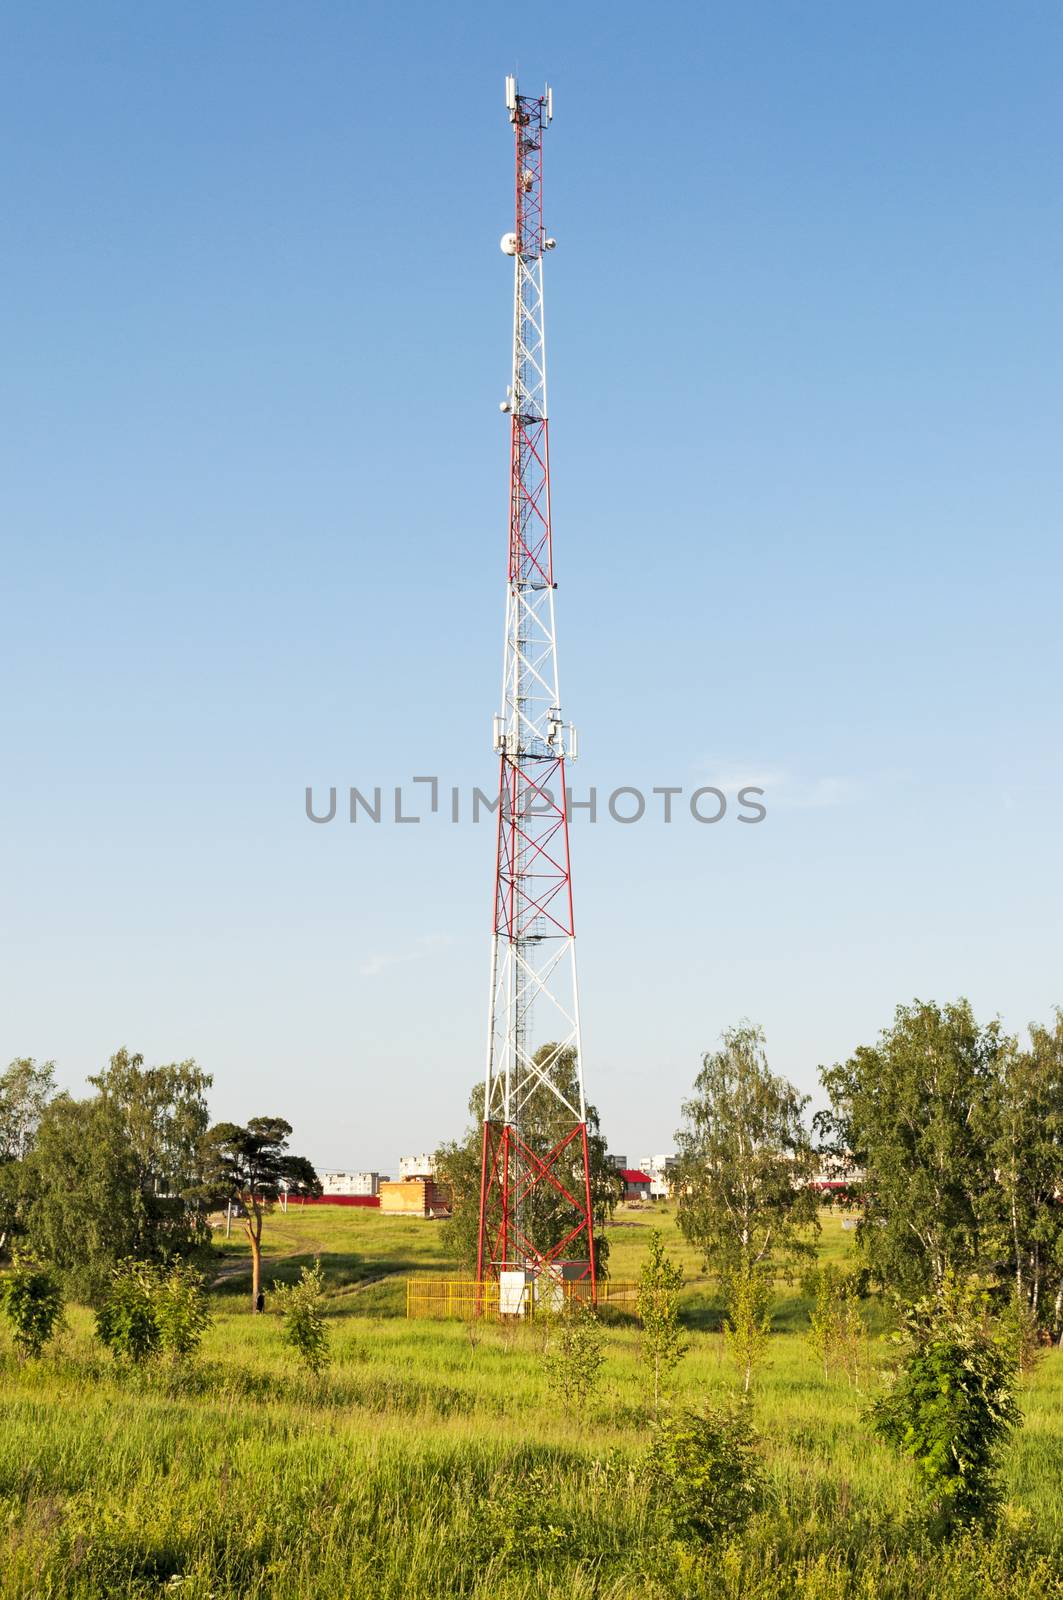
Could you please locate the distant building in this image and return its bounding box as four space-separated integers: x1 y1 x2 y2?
810 1160 866 1195
379 1178 451 1218
638 1154 677 1200
619 1168 652 1202
321 1171 379 1197
399 1152 437 1182
607 1154 628 1172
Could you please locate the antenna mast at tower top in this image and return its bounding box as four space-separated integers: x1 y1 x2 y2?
477 77 597 1307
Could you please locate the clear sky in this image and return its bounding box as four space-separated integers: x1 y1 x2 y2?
3 1 1061 1175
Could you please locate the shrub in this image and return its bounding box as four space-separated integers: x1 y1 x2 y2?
155 1258 211 1363
870 1275 1021 1532
0 1255 63 1358
649 1403 763 1547
542 1299 604 1413
1000 1289 1044 1377
273 1260 330 1375
95 1257 212 1367
95 1259 162 1364
474 1465 569 1561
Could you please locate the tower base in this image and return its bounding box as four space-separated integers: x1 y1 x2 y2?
476 1120 597 1296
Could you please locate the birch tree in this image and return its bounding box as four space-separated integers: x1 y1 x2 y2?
674 1023 818 1281
637 1229 687 1415
991 1012 1063 1337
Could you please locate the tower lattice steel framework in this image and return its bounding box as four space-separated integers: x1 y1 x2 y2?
477 77 596 1297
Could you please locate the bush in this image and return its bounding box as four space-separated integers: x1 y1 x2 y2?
95 1259 162 1364
649 1403 763 1547
155 1258 211 1362
542 1299 604 1413
473 1465 570 1561
870 1275 1022 1532
1000 1289 1044 1377
273 1260 330 1375
95 1257 210 1366
0 1255 63 1358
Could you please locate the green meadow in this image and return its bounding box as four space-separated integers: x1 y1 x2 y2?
1 1206 1060 1599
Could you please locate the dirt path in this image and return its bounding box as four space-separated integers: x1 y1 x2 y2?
210 1260 252 1287
210 1257 397 1297
330 1272 394 1298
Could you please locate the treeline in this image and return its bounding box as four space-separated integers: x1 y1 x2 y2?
667 998 1063 1534
673 1000 1063 1340
0 1050 213 1301
818 1000 1063 1334
0 1050 320 1308
6 994 1061 1337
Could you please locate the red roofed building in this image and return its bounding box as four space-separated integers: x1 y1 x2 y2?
620 1168 652 1201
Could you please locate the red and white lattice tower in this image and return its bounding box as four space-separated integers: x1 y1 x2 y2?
477 77 596 1301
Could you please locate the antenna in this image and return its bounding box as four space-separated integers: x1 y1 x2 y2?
477 78 597 1309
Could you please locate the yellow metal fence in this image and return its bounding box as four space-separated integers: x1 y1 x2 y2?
406 1278 639 1321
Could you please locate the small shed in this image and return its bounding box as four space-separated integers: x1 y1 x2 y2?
378 1178 452 1218
620 1168 652 1202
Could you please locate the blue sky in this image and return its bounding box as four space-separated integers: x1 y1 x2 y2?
3 1 1061 1173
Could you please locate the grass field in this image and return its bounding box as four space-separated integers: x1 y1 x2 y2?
1 1206 1061 1599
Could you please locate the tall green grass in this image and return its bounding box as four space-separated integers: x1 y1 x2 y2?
1 1207 1060 1598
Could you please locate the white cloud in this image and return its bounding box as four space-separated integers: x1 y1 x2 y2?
358 933 454 980
699 764 857 810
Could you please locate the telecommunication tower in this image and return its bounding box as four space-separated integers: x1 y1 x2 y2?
477 76 596 1304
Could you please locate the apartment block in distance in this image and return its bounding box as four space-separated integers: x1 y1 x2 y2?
321 1171 380 1197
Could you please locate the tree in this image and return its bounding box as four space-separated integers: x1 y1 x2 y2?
89 1049 213 1257
0 1058 56 1163
435 1045 621 1277
990 1012 1063 1338
637 1230 687 1416
871 1275 1021 1533
804 1264 866 1387
0 1059 56 1253
674 1023 819 1281
819 1000 1004 1301
197 1119 320 1312
8 1053 213 1288
722 1265 772 1394
21 1094 142 1302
